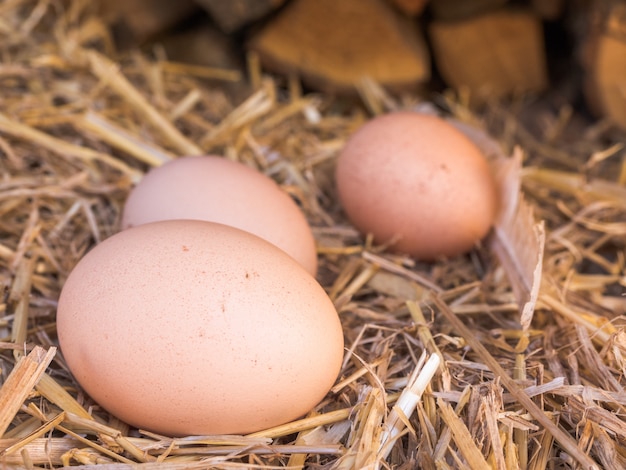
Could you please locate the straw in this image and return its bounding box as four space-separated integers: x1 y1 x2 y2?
0 346 56 436
1 2 625 467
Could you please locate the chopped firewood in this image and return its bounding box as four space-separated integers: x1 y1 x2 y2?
99 0 199 45
386 0 430 16
530 0 565 20
429 0 508 21
581 2 626 130
156 23 242 72
584 34 626 130
429 8 548 98
194 0 286 32
154 22 249 99
248 0 430 93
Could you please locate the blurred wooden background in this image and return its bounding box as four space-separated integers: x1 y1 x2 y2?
99 0 626 130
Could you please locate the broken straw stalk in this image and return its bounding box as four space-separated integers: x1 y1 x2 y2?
377 353 440 463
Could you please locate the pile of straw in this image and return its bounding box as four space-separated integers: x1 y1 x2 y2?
1 1 625 468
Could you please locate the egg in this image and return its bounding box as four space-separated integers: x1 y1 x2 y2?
122 156 318 276
56 220 344 436
335 111 498 260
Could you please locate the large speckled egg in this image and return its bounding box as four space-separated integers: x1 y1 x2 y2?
335 111 498 260
56 219 344 436
122 156 318 276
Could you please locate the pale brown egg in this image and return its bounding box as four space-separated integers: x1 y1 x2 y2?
335 111 498 260
122 156 318 276
56 220 344 436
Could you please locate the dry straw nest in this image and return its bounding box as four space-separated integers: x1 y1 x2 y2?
1 1 626 469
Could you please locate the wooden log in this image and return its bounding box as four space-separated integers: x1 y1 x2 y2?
157 23 241 71
429 0 508 21
194 0 286 32
155 22 249 98
581 1 626 130
247 0 430 94
429 8 548 98
99 0 198 44
386 0 430 16
530 0 565 20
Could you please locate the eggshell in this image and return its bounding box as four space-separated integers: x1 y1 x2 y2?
56 220 344 436
335 111 498 260
122 156 318 276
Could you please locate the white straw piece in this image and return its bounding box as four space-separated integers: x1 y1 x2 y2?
378 353 440 465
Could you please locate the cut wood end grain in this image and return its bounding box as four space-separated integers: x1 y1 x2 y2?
583 33 626 130
582 3 626 130
429 8 548 99
99 0 198 44
194 0 286 32
386 0 430 16
248 0 430 94
429 0 509 21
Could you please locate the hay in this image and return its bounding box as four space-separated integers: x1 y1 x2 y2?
1 0 625 468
